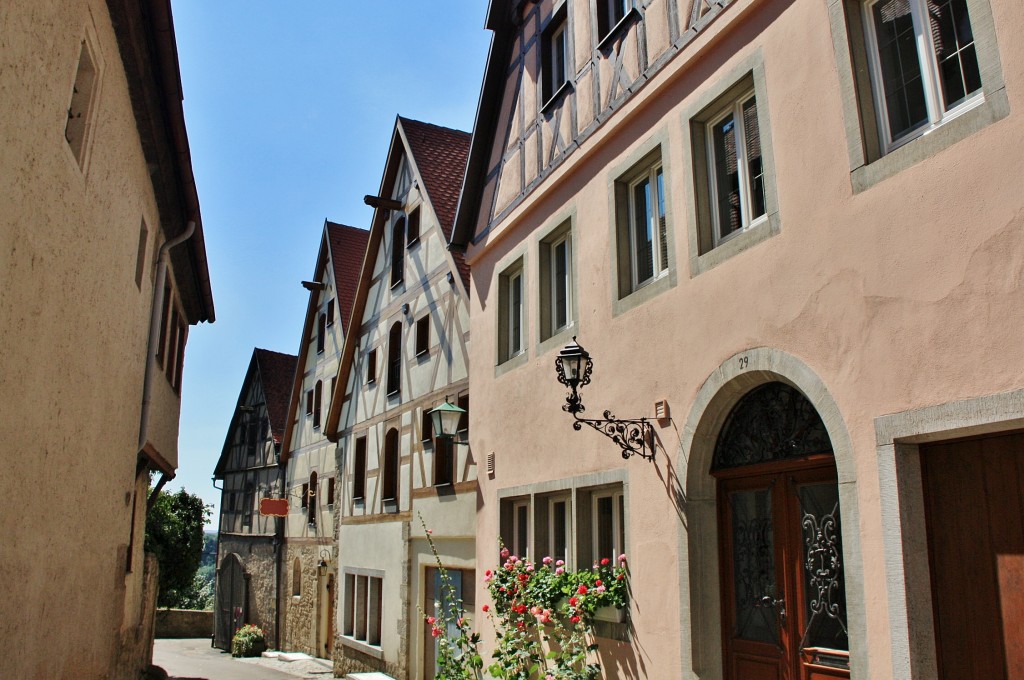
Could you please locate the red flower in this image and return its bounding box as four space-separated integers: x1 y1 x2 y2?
518 573 529 582
577 584 588 595
431 626 442 638
601 557 610 566
595 579 602 587
616 573 624 581
568 596 578 607
570 615 581 624
426 616 436 625
482 604 490 612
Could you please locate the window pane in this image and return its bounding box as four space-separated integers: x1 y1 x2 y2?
712 113 742 239
931 0 981 110
510 274 522 354
730 488 778 644
872 0 928 140
553 239 568 330
742 97 766 220
553 500 567 562
632 177 654 283
656 169 668 272
597 495 614 562
798 483 849 652
515 504 529 558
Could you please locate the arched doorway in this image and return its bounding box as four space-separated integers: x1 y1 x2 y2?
713 382 849 680
215 553 247 651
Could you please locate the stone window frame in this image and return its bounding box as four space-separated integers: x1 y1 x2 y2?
873 388 1024 678
536 207 579 356
341 567 385 658
681 52 781 278
608 129 678 317
825 0 1008 192
65 25 104 173
495 249 530 377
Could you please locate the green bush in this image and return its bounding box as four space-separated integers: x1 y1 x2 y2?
231 624 266 658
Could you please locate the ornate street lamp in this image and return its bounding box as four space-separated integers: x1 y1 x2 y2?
428 398 467 442
555 337 654 460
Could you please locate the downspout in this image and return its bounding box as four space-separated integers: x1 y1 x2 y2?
138 220 196 459
274 449 285 650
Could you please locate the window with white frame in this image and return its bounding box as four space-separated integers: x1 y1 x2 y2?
705 90 766 246
540 224 573 341
615 153 669 297
548 495 571 564
497 260 526 364
591 489 625 565
343 571 383 647
862 0 983 152
511 499 530 560
542 7 569 104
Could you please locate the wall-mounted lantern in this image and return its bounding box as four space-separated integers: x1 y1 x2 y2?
428 398 467 443
555 337 654 461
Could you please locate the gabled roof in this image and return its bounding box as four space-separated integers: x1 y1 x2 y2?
399 118 472 291
254 348 298 445
324 116 472 440
326 222 371 336
214 348 298 478
279 221 369 462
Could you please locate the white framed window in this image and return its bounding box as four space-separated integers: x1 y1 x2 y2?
550 234 572 335
591 489 625 565
626 164 668 290
706 91 766 246
343 571 383 647
498 259 527 364
509 270 523 356
548 495 571 565
512 499 530 560
862 0 983 153
542 8 569 104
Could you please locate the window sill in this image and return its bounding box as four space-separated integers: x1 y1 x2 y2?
338 635 384 659
407 237 420 248
690 210 779 277
612 270 674 318
541 81 574 115
596 7 640 52
390 279 404 290
495 349 529 378
415 349 429 360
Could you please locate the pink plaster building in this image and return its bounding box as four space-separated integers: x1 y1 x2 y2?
451 0 1024 678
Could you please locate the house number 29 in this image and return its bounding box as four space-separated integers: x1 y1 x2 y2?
737 356 749 370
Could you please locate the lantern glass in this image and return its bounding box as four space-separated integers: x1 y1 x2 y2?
429 400 465 439
557 338 589 386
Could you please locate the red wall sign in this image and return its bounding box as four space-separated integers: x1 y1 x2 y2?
259 497 289 517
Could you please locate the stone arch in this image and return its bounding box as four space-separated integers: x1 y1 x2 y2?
675 347 868 679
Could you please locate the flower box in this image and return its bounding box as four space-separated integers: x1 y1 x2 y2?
595 605 626 623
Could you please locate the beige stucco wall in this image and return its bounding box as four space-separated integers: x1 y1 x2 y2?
464 0 1024 677
0 1 200 677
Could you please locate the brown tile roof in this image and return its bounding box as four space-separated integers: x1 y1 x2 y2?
325 222 370 334
254 348 298 445
399 117 472 291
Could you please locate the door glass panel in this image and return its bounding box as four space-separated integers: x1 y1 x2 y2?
798 483 849 653
731 488 779 644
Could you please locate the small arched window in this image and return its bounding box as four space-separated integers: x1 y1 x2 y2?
292 557 302 596
382 428 399 503
390 217 406 287
317 313 327 354
386 322 402 395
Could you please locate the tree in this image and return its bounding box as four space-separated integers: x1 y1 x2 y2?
145 487 211 608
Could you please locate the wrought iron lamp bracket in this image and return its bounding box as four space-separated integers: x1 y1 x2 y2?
561 385 654 461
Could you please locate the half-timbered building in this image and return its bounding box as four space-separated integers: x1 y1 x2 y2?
279 221 369 658
324 117 475 679
213 348 297 651
451 0 1024 679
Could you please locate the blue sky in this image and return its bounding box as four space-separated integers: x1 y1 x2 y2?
168 2 492 526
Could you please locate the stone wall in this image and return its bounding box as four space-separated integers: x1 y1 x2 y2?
155 609 213 639
281 543 328 657
218 536 279 645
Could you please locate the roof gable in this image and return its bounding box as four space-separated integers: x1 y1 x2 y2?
254 348 299 444
326 222 370 336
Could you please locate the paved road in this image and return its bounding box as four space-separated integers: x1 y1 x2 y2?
153 638 333 680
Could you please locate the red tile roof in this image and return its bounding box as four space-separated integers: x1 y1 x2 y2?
399 117 472 291
325 222 370 334
254 348 298 444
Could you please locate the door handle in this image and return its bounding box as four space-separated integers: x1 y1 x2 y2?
756 595 787 623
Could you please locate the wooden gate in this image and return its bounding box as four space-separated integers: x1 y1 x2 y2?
214 553 247 651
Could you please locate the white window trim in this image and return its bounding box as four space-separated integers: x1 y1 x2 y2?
549 233 573 336
626 164 668 291
550 21 568 94
547 494 572 566
862 0 986 154
512 499 530 560
508 268 525 358
591 489 624 565
706 89 768 247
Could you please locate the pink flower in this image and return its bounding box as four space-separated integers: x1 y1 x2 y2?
426 616 436 625
601 557 610 566
426 529 433 534
457 618 465 627
526 564 535 572
484 572 492 583
556 559 565 567
618 554 627 563
501 547 510 558
596 585 606 593
431 626 442 638
577 584 588 595
542 556 553 565
555 567 564 575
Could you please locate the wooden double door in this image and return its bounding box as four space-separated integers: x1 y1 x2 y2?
718 459 850 680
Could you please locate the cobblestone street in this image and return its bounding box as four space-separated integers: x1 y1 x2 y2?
153 639 334 680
